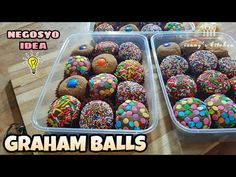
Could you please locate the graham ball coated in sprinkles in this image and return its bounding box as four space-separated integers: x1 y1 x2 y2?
115 60 145 84
89 73 118 99
160 55 188 79
173 97 211 129
64 55 91 77
116 81 146 106
118 42 142 62
79 100 114 129
95 23 114 31
229 76 236 98
95 41 119 56
188 50 218 74
197 70 230 94
115 100 150 130
204 94 236 128
141 24 162 32
47 95 81 128
166 74 197 100
218 57 236 78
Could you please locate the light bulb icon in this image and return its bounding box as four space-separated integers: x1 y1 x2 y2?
23 51 42 75
27 56 38 74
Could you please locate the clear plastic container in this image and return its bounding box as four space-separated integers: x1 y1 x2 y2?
151 32 236 135
32 32 158 134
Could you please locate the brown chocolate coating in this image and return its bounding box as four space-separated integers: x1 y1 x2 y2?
57 75 88 99
179 38 205 56
92 54 117 74
157 42 181 62
71 44 94 57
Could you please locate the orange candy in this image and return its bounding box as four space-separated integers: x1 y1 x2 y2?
96 58 106 66
218 118 224 124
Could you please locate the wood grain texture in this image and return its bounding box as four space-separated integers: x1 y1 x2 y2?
2 22 236 155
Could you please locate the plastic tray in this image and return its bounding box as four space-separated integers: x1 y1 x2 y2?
32 32 158 134
151 32 236 135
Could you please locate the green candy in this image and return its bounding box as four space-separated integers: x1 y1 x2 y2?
105 82 110 89
117 109 124 115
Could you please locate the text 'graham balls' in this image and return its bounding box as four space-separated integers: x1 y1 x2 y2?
160 55 188 80
115 59 145 84
188 50 218 74
94 41 119 56
115 100 150 130
166 74 197 100
197 70 231 95
89 73 118 99
79 100 114 129
71 43 94 57
157 42 181 62
64 55 91 78
118 42 142 62
173 97 211 129
47 95 81 128
92 54 117 74
205 94 236 128
56 75 88 100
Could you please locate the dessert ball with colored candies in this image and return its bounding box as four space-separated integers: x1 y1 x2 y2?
94 41 119 56
56 75 88 100
218 57 236 78
157 42 181 62
188 50 218 74
115 60 145 84
166 74 197 100
118 42 142 62
64 55 91 77
89 73 118 99
160 55 189 79
229 76 236 98
115 100 150 130
173 97 211 129
116 81 146 106
92 54 117 74
95 23 114 31
164 22 185 31
47 95 81 128
79 100 114 129
197 70 230 94
205 94 236 128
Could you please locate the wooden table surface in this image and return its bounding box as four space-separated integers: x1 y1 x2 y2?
1 22 236 155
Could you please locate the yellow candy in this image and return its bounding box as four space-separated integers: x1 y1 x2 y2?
123 118 129 124
143 113 149 118
187 98 193 104
99 90 105 95
126 100 131 103
209 109 215 114
176 105 182 110
212 106 218 111
107 79 113 83
110 88 114 93
140 108 146 113
181 100 187 105
207 101 213 106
